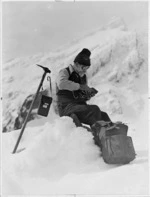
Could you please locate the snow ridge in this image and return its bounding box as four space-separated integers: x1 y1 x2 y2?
2 21 147 132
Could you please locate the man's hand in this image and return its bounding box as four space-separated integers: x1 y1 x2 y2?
80 84 92 93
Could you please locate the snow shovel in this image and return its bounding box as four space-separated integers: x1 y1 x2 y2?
12 64 51 154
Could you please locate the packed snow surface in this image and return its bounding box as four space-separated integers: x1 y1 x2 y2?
2 18 149 195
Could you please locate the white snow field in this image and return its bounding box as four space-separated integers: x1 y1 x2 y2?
2 17 149 195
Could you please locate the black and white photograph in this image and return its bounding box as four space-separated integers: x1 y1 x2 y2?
1 0 149 196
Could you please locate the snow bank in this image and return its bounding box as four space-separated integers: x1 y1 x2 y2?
2 98 149 195
2 116 102 194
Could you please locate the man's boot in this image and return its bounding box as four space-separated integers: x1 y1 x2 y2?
91 121 109 148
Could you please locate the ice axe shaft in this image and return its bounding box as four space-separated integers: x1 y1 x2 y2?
12 65 51 154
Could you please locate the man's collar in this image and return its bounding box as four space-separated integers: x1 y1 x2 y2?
69 64 74 73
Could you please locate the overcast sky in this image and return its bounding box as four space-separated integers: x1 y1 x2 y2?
2 1 148 62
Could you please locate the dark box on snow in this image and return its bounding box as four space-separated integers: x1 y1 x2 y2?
37 95 52 117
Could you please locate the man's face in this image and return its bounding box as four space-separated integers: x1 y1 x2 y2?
81 65 90 72
76 63 90 75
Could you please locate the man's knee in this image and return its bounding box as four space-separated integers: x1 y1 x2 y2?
101 111 111 122
89 105 101 114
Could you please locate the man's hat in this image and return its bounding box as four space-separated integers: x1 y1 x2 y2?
74 48 91 67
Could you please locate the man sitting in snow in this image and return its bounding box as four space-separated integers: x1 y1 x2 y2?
56 48 112 130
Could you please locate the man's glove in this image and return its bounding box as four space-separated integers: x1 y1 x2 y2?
73 86 98 100
80 85 98 95
89 88 98 97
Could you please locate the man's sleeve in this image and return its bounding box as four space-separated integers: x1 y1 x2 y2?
56 69 80 91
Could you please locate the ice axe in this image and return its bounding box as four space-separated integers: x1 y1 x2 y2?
12 64 51 154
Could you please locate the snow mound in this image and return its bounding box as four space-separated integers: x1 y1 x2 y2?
2 117 101 182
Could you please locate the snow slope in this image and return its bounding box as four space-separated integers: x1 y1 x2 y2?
2 17 149 195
